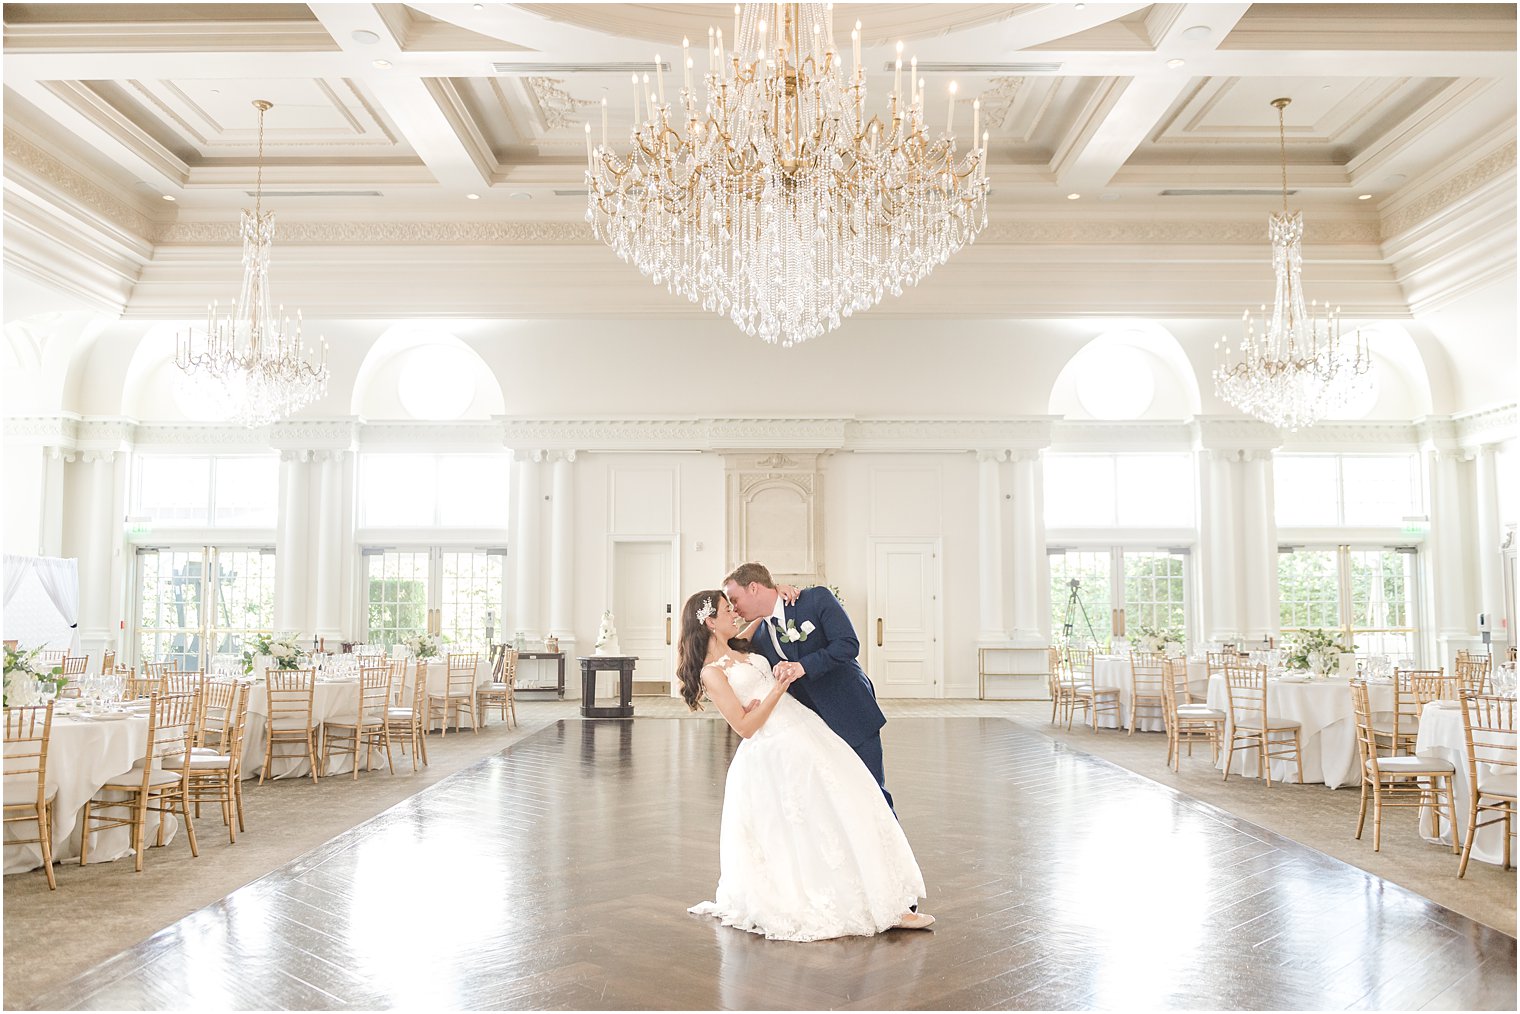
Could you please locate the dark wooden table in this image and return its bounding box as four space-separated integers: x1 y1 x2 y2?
515 651 566 699
577 655 635 718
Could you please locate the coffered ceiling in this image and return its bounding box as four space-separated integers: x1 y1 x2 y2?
2 3 1515 322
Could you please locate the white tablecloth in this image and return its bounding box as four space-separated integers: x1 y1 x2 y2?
1205 674 1394 788
243 679 361 780
1089 656 1207 732
4 708 178 874
1415 701 1512 866
411 659 492 731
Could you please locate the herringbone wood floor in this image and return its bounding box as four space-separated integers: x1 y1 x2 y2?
29 718 1518 1011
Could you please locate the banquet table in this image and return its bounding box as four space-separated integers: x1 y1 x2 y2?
4 704 178 874
1415 700 1514 866
1089 655 1208 732
1205 674 1394 788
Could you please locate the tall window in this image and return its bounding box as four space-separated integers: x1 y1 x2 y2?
1048 548 1190 648
135 547 276 669
1278 546 1420 661
132 455 279 527
358 453 510 528
1275 454 1421 527
364 548 507 649
1044 453 1195 529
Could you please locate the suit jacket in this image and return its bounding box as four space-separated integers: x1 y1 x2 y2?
748 586 886 748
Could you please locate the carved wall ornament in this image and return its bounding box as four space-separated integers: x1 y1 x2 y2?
525 76 599 131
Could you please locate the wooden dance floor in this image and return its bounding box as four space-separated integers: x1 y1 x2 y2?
31 718 1517 1011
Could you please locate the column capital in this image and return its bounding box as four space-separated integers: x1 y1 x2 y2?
975 449 1009 463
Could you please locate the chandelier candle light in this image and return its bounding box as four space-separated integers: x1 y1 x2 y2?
1213 97 1371 431
586 2 991 347
176 100 329 427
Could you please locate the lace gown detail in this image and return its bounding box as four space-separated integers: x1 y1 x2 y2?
688 654 926 941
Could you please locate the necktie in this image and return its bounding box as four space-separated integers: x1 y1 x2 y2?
768 617 789 660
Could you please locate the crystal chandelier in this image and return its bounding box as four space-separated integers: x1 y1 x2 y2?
176 100 329 427
585 2 990 347
1213 97 1371 431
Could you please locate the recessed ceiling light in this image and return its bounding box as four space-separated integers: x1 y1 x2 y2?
1358 193 1373 200
162 194 177 201
1066 193 1081 200
1074 3 1085 9
1181 25 1211 40
351 29 380 44
467 193 480 200
473 3 484 9
510 192 533 201
372 59 392 69
1386 173 1407 184
1167 58 1185 69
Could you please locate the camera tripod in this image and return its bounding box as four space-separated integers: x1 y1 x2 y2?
1060 578 1102 649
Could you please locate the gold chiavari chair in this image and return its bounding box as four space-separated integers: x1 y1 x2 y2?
80 692 200 872
177 681 251 842
1457 691 1517 877
1455 657 1492 695
3 702 57 890
196 677 239 752
56 655 88 699
1380 668 1444 756
1169 656 1203 706
386 659 431 771
1045 646 1077 727
1128 656 1168 735
1065 648 1119 733
125 673 164 700
144 660 178 679
261 668 320 784
100 649 115 673
323 664 395 779
165 671 208 738
479 646 519 729
1350 679 1458 853
1222 663 1304 786
1205 650 1238 681
38 650 65 668
1162 660 1224 772
429 652 480 735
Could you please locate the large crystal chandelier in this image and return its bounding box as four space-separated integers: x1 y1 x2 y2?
585 3 990 347
176 100 329 427
1214 97 1371 431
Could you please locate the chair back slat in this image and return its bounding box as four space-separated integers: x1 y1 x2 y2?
1459 691 1517 783
446 653 478 695
3 703 54 787
1066 648 1094 681
266 668 316 731
358 665 392 724
1224 663 1269 726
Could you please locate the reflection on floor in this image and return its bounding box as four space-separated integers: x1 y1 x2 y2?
31 719 1518 1011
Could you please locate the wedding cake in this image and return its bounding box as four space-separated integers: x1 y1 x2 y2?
594 610 621 656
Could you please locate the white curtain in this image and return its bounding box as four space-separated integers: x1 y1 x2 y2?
3 554 34 606
7 555 80 654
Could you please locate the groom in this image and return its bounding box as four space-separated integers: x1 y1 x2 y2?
722 562 895 812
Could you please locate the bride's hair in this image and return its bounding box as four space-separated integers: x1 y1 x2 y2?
676 590 753 711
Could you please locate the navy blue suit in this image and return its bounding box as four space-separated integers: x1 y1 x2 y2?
748 587 894 811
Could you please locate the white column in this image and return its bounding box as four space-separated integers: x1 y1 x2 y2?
311 451 344 646
76 452 116 663
1240 451 1279 641
40 448 70 557
1008 451 1046 646
976 451 1006 642
1426 449 1472 661
1198 450 1240 641
512 451 544 639
548 452 576 641
274 451 309 632
1475 444 1506 654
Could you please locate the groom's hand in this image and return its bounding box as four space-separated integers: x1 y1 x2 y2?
775 661 804 680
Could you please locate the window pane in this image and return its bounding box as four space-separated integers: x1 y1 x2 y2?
359 455 436 527
1342 456 1419 526
437 456 510 527
1347 548 1416 661
1277 549 1341 631
1049 550 1113 648
439 551 507 645
213 458 278 527
366 551 430 649
1044 456 1116 527
136 549 205 670
1275 456 1340 526
210 549 276 663
1123 552 1187 636
136 456 212 524
1115 455 1194 527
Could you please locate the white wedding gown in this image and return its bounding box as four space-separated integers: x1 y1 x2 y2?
688 653 926 941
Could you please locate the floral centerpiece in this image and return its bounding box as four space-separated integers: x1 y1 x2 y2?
1285 628 1356 676
241 633 306 676
4 644 63 705
1134 624 1184 655
402 632 442 659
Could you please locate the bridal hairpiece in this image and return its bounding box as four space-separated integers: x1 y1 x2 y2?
695 597 716 624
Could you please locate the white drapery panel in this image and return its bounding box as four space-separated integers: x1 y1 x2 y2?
4 554 80 653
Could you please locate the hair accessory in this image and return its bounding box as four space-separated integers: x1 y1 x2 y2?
695 597 716 624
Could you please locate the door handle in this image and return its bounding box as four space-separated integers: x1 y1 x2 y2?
666 617 672 645
1112 609 1118 637
876 618 883 648
1120 609 1126 637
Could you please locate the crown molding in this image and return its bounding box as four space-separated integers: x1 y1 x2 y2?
4 128 157 242
1277 421 1424 450
3 414 80 446
1420 403 1520 450
1052 420 1194 450
1382 134 1518 242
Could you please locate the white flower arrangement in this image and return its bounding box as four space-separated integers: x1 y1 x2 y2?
242 632 307 675
780 619 816 643
402 632 442 659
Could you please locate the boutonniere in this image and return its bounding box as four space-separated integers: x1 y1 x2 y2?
782 619 816 643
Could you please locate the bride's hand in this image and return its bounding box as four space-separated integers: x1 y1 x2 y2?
774 661 803 688
777 583 803 605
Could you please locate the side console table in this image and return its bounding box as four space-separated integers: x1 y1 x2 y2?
577 655 636 718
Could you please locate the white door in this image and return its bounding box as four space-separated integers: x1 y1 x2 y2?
611 539 674 694
867 540 941 698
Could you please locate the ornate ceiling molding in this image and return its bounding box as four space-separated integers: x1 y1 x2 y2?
525 76 599 132
3 130 155 241
1382 139 1517 241
3 414 80 446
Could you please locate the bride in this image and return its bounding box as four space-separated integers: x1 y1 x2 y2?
679 590 932 941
